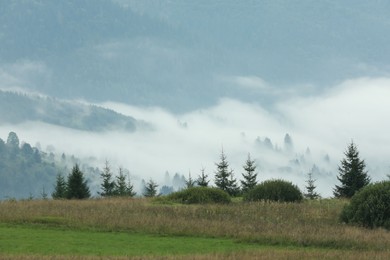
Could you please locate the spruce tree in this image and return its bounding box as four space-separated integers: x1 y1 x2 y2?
214 150 230 191
185 172 196 188
143 179 158 197
99 160 115 197
227 172 240 196
214 150 237 196
66 164 91 199
197 167 209 187
334 141 370 198
304 168 320 199
241 153 258 193
115 167 136 197
52 174 67 199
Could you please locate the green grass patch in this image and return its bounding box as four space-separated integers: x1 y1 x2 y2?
0 224 260 257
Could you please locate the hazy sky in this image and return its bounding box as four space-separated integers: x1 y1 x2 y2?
1 1 390 197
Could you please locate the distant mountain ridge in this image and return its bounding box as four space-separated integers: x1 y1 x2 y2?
2 0 390 111
0 90 143 132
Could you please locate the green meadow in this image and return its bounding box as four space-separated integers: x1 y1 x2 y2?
0 198 389 259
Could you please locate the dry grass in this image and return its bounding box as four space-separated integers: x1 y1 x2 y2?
2 250 390 260
0 198 389 252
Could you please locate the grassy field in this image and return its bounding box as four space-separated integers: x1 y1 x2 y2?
0 198 389 259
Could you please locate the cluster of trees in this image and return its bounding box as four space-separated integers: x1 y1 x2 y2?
0 132 58 199
52 164 91 199
99 161 136 197
0 91 138 132
52 141 371 200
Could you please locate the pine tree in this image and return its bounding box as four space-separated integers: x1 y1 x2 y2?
115 167 136 197
334 141 370 198
143 179 158 197
52 174 67 199
66 164 91 199
214 150 237 196
99 160 115 197
241 153 258 193
196 167 209 187
304 168 320 200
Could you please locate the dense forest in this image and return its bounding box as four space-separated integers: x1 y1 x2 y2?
0 131 102 199
0 90 142 132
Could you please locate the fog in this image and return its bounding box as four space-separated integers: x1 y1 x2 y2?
1 77 389 197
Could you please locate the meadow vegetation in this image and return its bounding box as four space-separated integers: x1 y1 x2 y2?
0 198 389 259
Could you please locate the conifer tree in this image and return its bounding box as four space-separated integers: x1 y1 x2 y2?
214 150 237 196
241 153 258 193
197 167 209 187
66 164 91 199
227 172 240 196
214 150 230 191
99 160 115 197
185 172 196 188
334 141 370 198
143 179 158 197
52 174 67 199
304 168 320 199
115 167 136 197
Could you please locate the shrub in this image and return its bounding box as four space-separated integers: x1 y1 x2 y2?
243 179 303 203
167 187 231 204
340 181 390 229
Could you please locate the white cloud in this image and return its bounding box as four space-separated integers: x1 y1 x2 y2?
220 75 271 92
277 77 390 158
1 77 389 197
234 76 269 90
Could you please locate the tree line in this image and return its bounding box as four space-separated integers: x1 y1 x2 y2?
52 141 372 200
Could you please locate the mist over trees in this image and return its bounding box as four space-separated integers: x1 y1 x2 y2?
0 131 101 200
1 130 387 200
0 91 140 132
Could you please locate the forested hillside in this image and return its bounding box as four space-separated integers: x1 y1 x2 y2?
0 91 141 132
0 132 99 199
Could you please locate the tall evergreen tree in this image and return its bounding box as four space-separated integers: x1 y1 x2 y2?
214 150 237 196
284 133 293 153
99 160 115 197
115 167 136 197
197 167 209 187
304 168 320 200
66 164 91 199
214 150 230 191
52 174 67 199
241 153 258 193
143 179 158 197
334 141 370 198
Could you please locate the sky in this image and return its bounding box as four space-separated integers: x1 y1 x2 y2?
1 0 390 197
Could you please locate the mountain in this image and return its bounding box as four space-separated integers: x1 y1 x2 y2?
2 0 390 111
0 91 143 132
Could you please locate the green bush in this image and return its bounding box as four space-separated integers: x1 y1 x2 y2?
340 181 390 229
243 179 303 203
167 187 231 204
